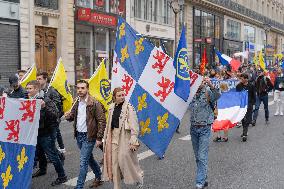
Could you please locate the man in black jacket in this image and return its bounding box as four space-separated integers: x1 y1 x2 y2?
252 71 273 125
37 72 66 154
236 73 256 142
7 75 28 99
26 80 67 186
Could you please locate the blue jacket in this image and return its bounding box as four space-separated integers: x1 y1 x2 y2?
189 87 220 126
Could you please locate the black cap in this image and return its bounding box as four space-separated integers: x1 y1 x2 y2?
9 75 19 86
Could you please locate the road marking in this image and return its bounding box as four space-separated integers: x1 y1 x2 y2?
64 134 190 186
179 135 191 141
137 150 155 160
64 171 96 186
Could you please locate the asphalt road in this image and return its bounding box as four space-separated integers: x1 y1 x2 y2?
31 100 284 189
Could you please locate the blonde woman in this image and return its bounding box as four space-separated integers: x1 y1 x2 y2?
103 87 143 189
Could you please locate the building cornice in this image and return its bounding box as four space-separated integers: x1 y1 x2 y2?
34 7 60 18
189 0 284 35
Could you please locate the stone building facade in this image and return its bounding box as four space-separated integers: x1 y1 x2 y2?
183 0 284 67
20 0 75 84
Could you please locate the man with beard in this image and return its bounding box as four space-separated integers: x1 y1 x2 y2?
65 80 106 189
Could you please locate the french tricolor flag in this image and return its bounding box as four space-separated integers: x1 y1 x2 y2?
212 91 248 131
216 50 241 71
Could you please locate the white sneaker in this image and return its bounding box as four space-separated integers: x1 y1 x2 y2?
58 148 66 153
280 112 284 116
274 112 279 116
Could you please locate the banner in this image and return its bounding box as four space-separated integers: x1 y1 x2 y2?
49 58 73 113
173 26 190 101
111 17 202 158
89 59 112 112
0 97 41 189
20 65 37 88
210 79 239 91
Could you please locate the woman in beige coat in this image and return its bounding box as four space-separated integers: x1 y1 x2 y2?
103 87 143 189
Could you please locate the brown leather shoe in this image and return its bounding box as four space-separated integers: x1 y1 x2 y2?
89 178 103 188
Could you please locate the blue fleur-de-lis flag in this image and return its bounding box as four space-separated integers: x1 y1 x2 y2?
173 26 190 101
111 17 202 158
0 97 41 189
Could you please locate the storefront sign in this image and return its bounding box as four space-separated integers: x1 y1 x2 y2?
77 8 117 27
77 8 91 21
194 38 202 42
245 41 255 52
150 26 167 33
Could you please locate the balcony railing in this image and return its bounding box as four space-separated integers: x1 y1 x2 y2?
34 0 58 10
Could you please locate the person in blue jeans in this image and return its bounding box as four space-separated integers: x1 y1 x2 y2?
189 77 220 189
65 80 106 189
252 71 273 125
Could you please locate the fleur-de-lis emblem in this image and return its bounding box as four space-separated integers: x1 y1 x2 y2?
135 38 144 55
140 118 151 136
157 112 169 132
121 45 129 63
0 145 5 164
1 165 13 189
17 147 28 172
137 93 147 112
119 22 125 39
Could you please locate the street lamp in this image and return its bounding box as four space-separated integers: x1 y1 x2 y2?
169 0 184 53
263 22 271 65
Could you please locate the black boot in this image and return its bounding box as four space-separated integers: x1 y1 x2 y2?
51 176 67 186
32 169 46 178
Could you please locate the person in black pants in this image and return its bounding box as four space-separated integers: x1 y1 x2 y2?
252 71 273 125
236 73 256 142
27 80 67 186
37 72 66 153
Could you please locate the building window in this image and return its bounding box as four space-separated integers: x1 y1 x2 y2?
244 25 255 43
193 8 222 68
226 19 241 41
133 0 172 25
34 0 58 10
110 0 126 16
134 0 142 18
76 0 91 8
94 0 106 12
201 12 214 37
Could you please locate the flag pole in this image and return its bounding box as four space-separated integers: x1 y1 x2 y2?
20 63 34 83
47 57 61 93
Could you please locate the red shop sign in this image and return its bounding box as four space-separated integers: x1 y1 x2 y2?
77 8 117 27
90 12 117 27
77 8 91 21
